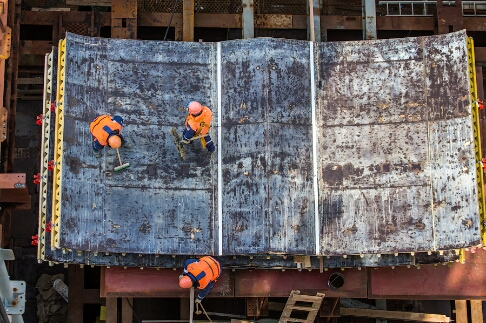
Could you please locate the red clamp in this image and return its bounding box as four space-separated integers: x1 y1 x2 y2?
33 173 41 184
36 114 43 126
50 102 56 112
31 234 38 246
479 99 484 110
48 160 55 171
482 158 486 170
46 222 52 233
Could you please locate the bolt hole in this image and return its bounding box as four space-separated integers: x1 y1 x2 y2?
411 163 421 172
328 272 344 290
382 163 391 173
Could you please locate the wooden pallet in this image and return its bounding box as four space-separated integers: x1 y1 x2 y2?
279 290 325 323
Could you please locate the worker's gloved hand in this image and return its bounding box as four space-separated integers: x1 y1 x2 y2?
195 299 202 304
181 139 190 144
179 275 183 280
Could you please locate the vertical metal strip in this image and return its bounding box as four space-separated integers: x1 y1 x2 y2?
310 42 320 255
217 42 223 256
37 52 52 261
467 37 485 245
51 39 66 250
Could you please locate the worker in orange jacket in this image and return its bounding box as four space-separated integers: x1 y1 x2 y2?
89 115 126 158
182 101 216 153
179 256 221 302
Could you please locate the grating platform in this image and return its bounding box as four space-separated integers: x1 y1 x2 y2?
39 31 483 267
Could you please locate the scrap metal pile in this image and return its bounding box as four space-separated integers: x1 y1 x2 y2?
36 30 484 269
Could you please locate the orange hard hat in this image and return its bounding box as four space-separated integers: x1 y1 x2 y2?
187 101 202 115
108 135 122 148
179 276 193 289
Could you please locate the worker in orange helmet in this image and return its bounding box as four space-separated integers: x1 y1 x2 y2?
182 101 216 153
89 115 127 158
178 256 221 303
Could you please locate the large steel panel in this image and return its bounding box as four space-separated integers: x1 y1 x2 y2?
220 38 315 255
59 33 217 254
317 30 479 255
52 31 479 263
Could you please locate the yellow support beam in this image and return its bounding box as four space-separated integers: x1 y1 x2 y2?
467 37 485 245
51 38 66 250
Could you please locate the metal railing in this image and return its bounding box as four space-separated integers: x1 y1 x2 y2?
378 1 486 16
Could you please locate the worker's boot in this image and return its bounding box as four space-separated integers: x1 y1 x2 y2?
93 150 101 158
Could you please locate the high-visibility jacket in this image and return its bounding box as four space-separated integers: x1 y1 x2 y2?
186 256 221 289
185 106 212 136
90 115 122 146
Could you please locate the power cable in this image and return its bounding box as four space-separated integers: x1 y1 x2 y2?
164 0 179 41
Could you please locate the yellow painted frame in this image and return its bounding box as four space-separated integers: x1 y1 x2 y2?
466 37 485 246
51 39 66 249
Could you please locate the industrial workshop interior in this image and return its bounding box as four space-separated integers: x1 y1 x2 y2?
1 0 486 322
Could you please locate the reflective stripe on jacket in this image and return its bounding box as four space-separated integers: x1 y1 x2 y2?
185 106 212 136
186 256 221 289
90 115 122 146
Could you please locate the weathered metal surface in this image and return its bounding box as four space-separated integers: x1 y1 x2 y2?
234 268 367 298
52 31 479 261
220 38 315 254
317 31 480 255
370 248 486 299
59 33 216 254
102 267 234 298
42 251 459 269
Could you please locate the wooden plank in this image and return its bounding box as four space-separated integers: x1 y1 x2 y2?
287 305 319 311
17 78 43 85
20 40 53 55
476 47 486 63
121 297 133 323
455 300 467 323
470 300 483 323
340 308 451 323
68 266 84 323
106 298 117 323
182 0 194 41
66 0 110 5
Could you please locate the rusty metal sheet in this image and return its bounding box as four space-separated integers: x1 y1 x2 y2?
102 267 234 298
254 14 292 29
220 38 315 255
234 268 367 298
370 248 486 299
317 30 479 255
59 33 217 254
54 31 478 262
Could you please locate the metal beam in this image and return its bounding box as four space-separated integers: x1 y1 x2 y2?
111 0 137 39
182 0 194 41
363 0 377 39
242 0 254 39
369 248 486 300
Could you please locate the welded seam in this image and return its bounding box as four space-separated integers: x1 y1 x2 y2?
310 42 320 255
217 42 223 256
422 37 435 252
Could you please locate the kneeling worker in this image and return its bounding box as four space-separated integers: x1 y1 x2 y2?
90 115 126 158
179 256 221 303
182 101 216 153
